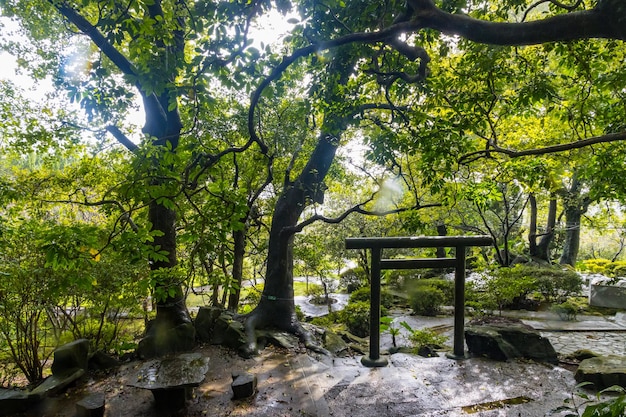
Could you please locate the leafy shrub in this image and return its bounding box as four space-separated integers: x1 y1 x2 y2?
533 267 582 303
295 305 305 321
310 311 342 327
581 259 613 274
348 286 394 310
408 285 445 316
483 267 537 314
556 384 626 417
0 361 19 388
339 267 368 293
342 301 371 337
609 261 626 279
551 300 580 321
399 321 447 352
473 265 582 313
415 279 454 303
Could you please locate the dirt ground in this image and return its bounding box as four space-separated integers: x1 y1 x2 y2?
21 341 580 417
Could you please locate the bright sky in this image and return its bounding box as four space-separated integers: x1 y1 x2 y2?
0 10 295 134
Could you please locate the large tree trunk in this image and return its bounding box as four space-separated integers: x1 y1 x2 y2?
241 134 338 356
136 1 195 357
51 1 194 358
137 101 196 357
227 228 246 312
559 205 582 266
528 194 557 262
559 176 590 267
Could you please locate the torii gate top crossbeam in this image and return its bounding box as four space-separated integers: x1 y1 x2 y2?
345 235 493 249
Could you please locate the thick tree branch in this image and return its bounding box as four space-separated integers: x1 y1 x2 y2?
105 125 138 153
51 2 168 134
248 21 419 147
459 130 626 163
408 0 626 44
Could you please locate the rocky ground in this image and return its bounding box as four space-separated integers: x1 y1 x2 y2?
8 309 626 417
18 341 586 417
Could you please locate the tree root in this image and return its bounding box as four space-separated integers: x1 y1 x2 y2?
239 308 330 358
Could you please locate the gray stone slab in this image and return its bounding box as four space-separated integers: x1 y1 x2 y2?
128 352 209 410
522 319 626 331
29 368 85 400
0 388 29 416
590 284 626 309
128 352 209 390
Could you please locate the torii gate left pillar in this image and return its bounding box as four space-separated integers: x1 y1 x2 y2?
345 235 493 367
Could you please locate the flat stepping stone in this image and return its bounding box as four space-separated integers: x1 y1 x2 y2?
231 371 257 399
76 392 105 417
575 355 626 390
128 352 209 410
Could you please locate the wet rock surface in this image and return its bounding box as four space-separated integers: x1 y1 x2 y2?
75 392 105 417
7 310 626 416
127 352 209 410
14 344 580 417
575 355 626 390
465 324 558 364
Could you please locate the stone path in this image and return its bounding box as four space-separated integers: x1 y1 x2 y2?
382 310 626 358
546 331 626 356
518 312 626 357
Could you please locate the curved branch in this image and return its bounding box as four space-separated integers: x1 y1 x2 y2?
52 2 167 133
459 130 626 163
522 0 584 22
284 196 440 236
247 21 418 148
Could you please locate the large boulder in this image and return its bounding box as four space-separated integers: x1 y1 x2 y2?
30 339 90 401
194 306 223 342
137 321 196 359
575 355 626 390
465 324 558 364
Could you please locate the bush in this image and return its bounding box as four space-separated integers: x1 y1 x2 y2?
581 258 613 274
408 285 445 316
399 321 448 353
348 286 394 310
339 267 368 293
342 301 371 337
471 265 583 313
483 267 537 314
533 267 582 303
551 300 579 321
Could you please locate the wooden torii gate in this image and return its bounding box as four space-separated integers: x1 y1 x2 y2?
345 235 493 367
